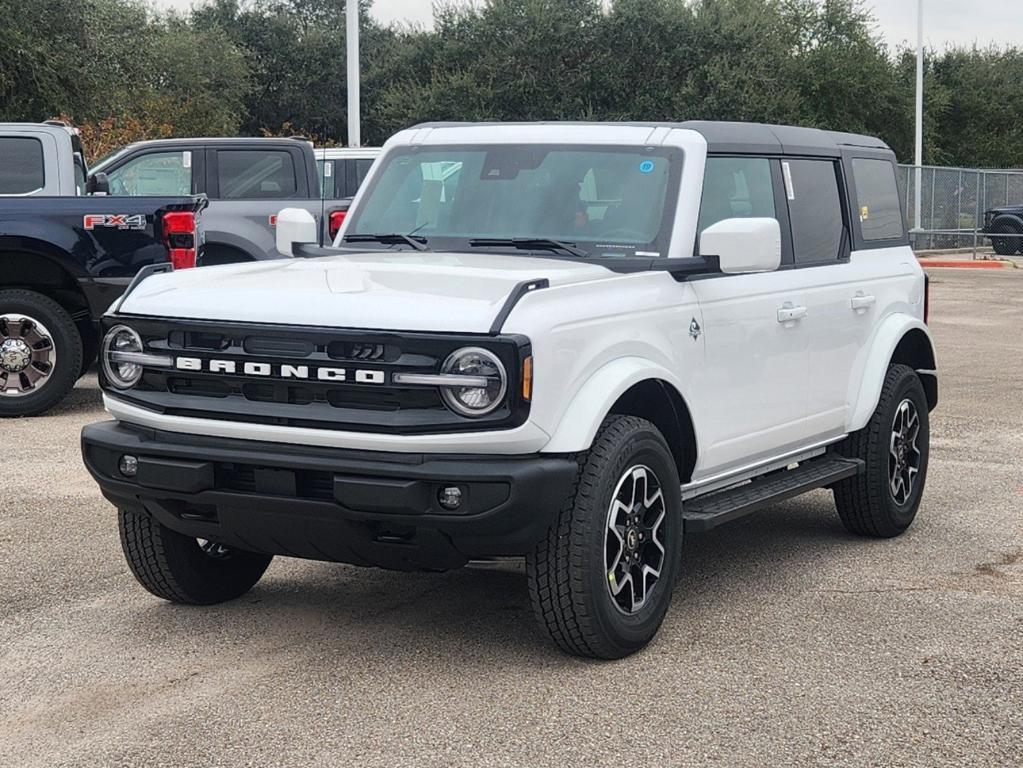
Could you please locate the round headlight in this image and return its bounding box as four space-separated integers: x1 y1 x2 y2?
101 325 144 389
440 347 507 417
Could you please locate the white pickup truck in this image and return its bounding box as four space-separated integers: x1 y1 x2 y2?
82 121 937 658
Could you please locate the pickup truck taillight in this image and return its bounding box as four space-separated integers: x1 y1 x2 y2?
328 209 347 240
162 211 197 269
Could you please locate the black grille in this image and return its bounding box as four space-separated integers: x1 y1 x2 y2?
105 317 531 434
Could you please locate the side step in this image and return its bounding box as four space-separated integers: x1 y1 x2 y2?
682 455 863 533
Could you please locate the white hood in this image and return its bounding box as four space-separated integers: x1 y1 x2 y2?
117 251 614 333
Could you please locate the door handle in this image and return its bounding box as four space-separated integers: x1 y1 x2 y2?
851 294 876 312
777 304 807 324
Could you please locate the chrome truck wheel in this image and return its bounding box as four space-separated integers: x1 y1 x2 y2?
0 290 82 418
0 314 57 397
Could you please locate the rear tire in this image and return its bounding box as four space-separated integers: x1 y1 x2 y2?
119 507 273 605
833 364 930 538
527 415 683 659
0 289 82 417
989 217 1023 256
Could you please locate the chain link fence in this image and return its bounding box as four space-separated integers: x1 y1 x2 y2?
897 164 1023 253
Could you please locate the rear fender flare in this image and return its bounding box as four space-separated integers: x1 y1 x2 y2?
989 213 1023 230
847 315 936 432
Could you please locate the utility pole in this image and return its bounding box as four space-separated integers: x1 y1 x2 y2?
914 0 923 232
346 0 361 147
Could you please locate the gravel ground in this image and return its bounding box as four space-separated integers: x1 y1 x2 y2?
1 268 1021 767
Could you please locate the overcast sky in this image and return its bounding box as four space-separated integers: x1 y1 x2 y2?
150 0 1022 50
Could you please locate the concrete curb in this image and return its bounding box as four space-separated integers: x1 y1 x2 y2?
918 258 1016 269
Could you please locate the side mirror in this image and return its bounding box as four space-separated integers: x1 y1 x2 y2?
275 207 318 257
86 172 110 195
699 217 781 274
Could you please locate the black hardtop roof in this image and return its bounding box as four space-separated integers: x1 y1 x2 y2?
410 120 892 157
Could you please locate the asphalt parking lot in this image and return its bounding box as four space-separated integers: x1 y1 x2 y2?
2 268 1021 767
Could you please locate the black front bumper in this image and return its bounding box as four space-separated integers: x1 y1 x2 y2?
82 422 577 571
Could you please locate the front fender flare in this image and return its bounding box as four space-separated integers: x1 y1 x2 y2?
541 357 693 454
847 315 936 433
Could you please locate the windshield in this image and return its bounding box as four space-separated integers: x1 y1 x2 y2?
344 145 680 259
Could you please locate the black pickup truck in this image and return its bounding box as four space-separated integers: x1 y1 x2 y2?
983 205 1023 255
1 122 205 416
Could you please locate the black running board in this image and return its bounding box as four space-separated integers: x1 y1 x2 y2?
682 455 863 533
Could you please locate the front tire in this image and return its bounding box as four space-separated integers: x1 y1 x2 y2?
119 507 273 605
833 364 930 537
527 415 683 659
0 289 82 417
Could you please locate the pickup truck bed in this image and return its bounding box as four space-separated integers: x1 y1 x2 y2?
1 194 206 416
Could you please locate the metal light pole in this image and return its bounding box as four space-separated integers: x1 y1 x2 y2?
346 0 361 148
913 0 923 232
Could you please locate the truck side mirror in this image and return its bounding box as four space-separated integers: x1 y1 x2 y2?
87 172 110 196
275 207 318 257
699 217 781 274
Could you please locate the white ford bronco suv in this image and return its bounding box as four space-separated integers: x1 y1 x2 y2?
82 122 937 659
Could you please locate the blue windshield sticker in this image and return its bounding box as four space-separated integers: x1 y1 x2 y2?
638 160 655 174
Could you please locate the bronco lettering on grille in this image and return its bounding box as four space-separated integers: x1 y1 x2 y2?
174 357 386 384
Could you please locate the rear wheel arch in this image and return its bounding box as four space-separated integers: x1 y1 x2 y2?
848 317 936 432
0 249 93 366
890 327 938 411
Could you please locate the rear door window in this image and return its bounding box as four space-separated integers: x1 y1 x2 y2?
784 159 845 264
0 137 45 194
106 151 192 196
217 150 298 199
852 158 905 241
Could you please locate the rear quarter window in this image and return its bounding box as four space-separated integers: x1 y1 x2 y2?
0 137 45 194
852 158 905 241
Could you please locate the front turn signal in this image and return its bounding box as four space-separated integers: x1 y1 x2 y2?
522 356 533 401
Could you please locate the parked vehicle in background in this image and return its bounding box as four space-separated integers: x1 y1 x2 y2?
90 138 344 265
0 121 99 196
315 147 380 240
82 121 937 659
982 204 1023 255
1 122 205 416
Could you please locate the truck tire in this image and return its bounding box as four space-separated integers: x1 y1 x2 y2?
833 364 930 538
988 216 1023 256
119 507 273 605
0 289 83 417
527 415 682 659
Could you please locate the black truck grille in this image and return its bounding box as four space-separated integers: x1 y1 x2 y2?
104 317 530 434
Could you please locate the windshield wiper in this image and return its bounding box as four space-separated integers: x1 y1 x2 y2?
468 237 588 258
342 233 430 252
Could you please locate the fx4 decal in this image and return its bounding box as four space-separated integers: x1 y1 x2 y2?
83 214 147 231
